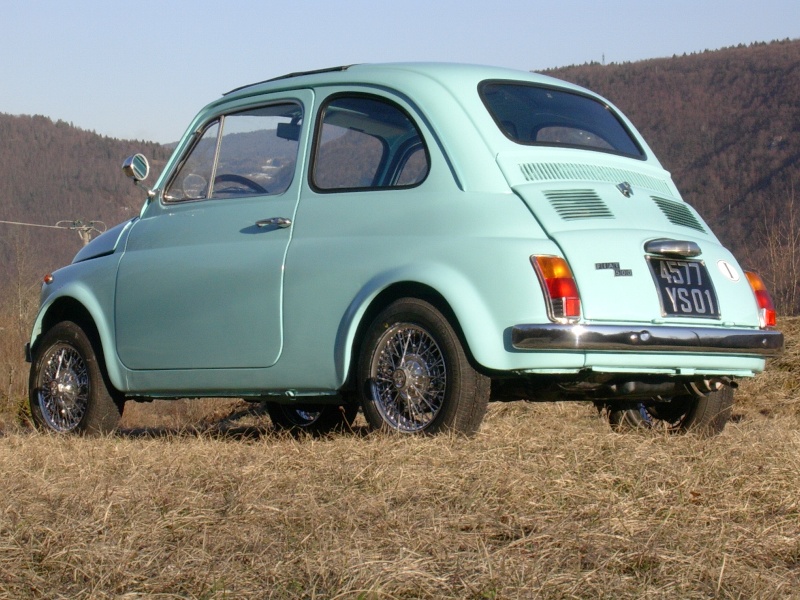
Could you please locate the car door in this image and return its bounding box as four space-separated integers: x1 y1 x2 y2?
114 92 311 370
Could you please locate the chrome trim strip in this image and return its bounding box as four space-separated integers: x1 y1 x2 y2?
511 324 783 356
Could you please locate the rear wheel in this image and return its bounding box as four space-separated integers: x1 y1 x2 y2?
607 386 734 436
357 298 490 435
29 321 122 434
266 403 358 434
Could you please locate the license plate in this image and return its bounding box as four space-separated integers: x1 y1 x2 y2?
647 257 720 318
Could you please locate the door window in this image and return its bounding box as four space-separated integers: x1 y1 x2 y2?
165 103 302 202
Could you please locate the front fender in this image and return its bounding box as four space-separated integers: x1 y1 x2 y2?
29 257 126 393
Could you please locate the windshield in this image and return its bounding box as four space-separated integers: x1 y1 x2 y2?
480 81 644 158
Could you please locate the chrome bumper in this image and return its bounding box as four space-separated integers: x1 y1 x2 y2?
511 324 783 356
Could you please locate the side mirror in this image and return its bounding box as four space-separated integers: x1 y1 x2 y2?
122 154 150 183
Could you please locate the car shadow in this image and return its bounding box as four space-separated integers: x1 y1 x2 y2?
116 401 371 440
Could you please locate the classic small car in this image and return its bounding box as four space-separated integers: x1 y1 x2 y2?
26 63 782 436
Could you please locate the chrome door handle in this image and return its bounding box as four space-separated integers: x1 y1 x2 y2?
256 217 292 229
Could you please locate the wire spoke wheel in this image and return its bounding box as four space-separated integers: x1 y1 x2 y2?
266 402 358 434
36 344 90 432
358 298 490 435
607 387 734 436
29 321 123 435
370 323 447 432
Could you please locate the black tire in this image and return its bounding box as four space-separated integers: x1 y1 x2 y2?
266 403 358 434
357 298 490 435
29 321 123 434
608 386 734 436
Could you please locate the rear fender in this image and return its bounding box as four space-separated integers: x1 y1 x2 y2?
334 260 549 381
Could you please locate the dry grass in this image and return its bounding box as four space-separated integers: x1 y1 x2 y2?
1 407 799 597
1 320 798 598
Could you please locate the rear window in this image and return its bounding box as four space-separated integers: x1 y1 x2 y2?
480 81 644 158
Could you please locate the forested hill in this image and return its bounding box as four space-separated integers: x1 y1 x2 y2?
0 115 170 277
1 39 798 310
548 39 800 311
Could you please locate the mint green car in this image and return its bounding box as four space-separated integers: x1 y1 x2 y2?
26 63 782 435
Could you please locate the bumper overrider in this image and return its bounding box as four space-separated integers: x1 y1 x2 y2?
511 324 783 356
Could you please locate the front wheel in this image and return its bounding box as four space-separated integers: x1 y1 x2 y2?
357 298 490 435
607 386 734 436
29 321 123 434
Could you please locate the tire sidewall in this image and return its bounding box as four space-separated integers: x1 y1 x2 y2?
608 387 734 436
357 298 483 434
29 321 120 435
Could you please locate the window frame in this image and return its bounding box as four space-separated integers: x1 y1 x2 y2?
479 79 646 160
309 92 431 194
162 100 304 204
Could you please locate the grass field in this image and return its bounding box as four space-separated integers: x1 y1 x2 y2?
0 321 798 599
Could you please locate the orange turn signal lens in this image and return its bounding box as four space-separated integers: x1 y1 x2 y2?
532 255 581 321
744 270 776 328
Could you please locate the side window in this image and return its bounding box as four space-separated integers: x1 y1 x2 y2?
165 103 302 202
395 145 428 186
312 95 429 191
169 122 219 200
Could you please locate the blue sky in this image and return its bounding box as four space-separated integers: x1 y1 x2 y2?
1 0 797 143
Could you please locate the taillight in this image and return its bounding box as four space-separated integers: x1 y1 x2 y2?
532 255 581 321
744 270 776 328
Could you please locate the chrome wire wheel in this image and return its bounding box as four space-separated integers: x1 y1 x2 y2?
369 323 447 432
607 387 734 436
290 408 322 425
265 402 358 434
36 344 90 432
29 321 123 435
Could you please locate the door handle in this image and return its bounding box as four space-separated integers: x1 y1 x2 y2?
256 217 292 229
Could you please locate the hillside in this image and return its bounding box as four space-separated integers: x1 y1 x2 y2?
548 39 800 312
1 40 798 310
0 115 170 278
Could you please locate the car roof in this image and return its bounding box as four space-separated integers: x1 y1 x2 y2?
220 62 590 102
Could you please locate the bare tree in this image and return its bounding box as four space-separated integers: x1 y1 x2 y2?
754 183 800 316
0 228 41 423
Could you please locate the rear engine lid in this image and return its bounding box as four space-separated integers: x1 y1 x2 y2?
497 153 761 328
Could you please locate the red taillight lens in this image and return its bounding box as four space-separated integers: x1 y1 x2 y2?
744 270 776 328
532 255 581 321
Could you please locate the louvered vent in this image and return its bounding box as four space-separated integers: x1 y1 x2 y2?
519 162 672 195
652 197 705 232
544 190 614 220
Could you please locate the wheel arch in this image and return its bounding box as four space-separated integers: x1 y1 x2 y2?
338 279 491 392
31 294 125 395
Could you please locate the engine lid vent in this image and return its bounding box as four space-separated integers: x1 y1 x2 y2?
652 197 706 232
519 162 672 195
544 190 614 221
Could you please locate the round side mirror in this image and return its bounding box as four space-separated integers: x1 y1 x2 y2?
122 153 150 182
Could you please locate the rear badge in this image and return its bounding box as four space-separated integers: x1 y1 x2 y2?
616 181 633 197
596 262 632 277
717 260 740 282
